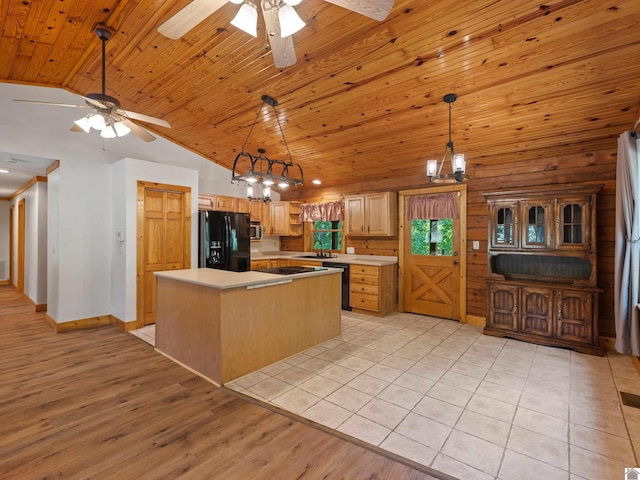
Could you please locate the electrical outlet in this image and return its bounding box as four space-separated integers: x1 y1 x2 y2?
472 241 480 250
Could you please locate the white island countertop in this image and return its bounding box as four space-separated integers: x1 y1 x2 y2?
155 267 342 290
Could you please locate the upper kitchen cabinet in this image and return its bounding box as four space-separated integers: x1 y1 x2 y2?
198 194 238 212
345 192 397 236
249 201 264 222
269 201 302 236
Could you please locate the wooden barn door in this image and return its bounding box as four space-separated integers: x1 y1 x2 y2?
399 185 467 322
136 182 191 327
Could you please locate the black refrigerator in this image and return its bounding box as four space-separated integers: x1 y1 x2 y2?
198 210 251 272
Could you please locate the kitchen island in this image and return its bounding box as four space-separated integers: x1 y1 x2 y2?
154 267 342 385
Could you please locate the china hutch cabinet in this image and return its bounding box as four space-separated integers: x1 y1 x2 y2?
483 184 603 355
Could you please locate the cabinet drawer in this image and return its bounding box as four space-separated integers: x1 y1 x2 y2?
351 264 379 276
350 274 379 286
251 260 269 270
350 283 379 296
350 292 379 311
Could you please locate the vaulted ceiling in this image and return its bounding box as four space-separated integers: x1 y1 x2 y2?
1 0 638 190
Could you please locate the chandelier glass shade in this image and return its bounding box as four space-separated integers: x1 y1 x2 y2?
231 95 304 201
426 93 469 183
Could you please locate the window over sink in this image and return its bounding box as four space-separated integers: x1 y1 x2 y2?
312 220 342 252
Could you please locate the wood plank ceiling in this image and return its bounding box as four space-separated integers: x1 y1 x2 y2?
1 0 638 190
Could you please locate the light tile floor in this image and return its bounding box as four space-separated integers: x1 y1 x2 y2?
132 312 640 480
130 324 155 346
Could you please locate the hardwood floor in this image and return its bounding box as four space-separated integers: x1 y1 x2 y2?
0 286 444 479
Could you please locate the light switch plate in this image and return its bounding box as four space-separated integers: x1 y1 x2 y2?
472 241 480 250
346 247 355 254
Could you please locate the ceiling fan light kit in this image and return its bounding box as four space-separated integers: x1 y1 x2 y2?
278 4 305 37
158 0 394 68
231 3 259 37
426 93 469 184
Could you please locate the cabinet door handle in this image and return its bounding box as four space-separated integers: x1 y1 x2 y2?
513 303 517 314
558 305 562 319
361 225 364 232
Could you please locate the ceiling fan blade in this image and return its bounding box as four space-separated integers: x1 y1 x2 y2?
13 99 90 109
79 95 109 109
121 119 156 142
119 109 171 128
158 0 229 39
324 0 394 21
261 3 297 68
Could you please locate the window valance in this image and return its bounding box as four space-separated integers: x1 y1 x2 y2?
407 193 459 220
299 200 344 222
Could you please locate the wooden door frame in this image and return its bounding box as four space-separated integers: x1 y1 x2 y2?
398 184 467 323
136 181 191 329
17 199 25 295
9 204 14 286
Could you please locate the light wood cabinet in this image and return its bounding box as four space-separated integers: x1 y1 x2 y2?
349 263 396 316
249 201 264 222
236 198 250 214
483 184 603 355
269 201 302 236
344 192 397 236
198 194 244 212
250 259 269 270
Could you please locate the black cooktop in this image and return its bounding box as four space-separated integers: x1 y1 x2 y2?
257 266 327 275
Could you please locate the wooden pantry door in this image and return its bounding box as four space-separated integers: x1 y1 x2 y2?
399 185 467 322
136 182 191 327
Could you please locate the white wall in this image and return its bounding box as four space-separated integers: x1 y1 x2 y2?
111 157 199 322
0 201 8 280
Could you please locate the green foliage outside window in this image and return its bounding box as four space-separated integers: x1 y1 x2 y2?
411 219 453 256
313 221 342 251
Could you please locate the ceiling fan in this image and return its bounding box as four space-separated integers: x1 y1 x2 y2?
14 26 171 143
158 0 395 68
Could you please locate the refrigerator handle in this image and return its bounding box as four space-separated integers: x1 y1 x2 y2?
198 212 205 268
225 214 231 265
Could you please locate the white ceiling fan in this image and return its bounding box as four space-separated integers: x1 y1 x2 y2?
158 0 395 68
14 26 171 143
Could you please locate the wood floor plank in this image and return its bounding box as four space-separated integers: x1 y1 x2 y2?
0 286 445 479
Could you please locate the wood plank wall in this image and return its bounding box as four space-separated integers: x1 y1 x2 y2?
282 149 617 337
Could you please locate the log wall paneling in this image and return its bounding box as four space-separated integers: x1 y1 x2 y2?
282 149 617 337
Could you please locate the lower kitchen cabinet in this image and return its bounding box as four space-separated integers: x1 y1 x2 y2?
250 259 269 270
349 264 396 316
486 281 601 355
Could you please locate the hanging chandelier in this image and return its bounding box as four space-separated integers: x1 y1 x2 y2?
426 93 469 183
231 95 304 202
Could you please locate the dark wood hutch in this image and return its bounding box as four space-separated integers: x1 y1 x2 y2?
483 184 604 355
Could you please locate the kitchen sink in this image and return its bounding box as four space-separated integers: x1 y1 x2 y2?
294 255 337 259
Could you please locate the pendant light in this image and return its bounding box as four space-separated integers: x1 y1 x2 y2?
426 93 469 183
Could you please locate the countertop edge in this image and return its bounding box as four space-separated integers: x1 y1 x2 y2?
155 267 343 290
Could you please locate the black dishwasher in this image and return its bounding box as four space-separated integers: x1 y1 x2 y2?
323 262 351 311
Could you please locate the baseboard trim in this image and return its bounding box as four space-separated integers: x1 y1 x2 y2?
46 314 112 333
632 356 640 376
0 279 9 286
110 315 139 332
599 335 616 352
466 315 485 327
